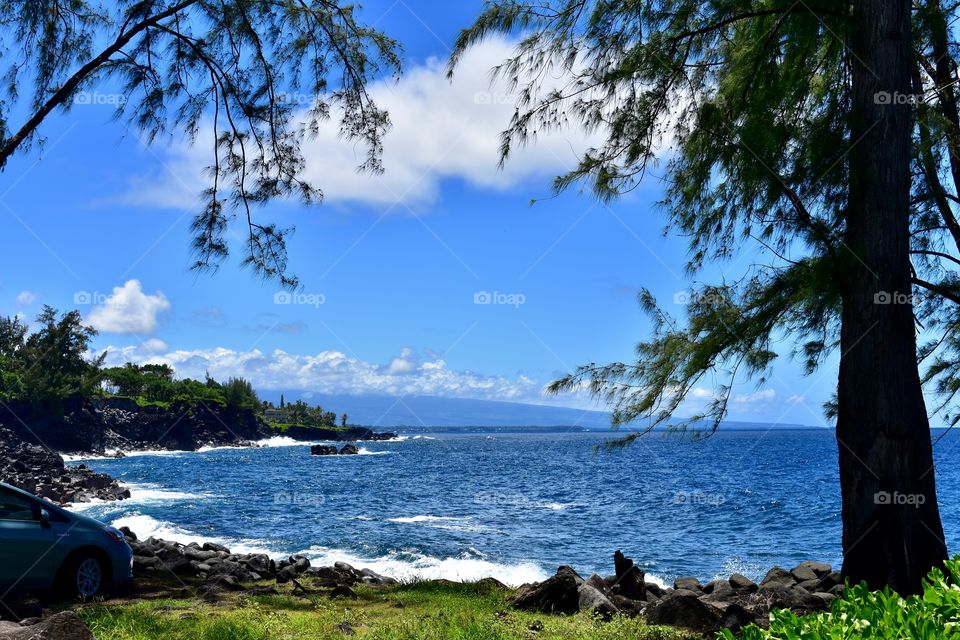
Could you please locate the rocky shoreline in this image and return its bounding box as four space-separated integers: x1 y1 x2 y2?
511 555 841 634
115 530 838 636
0 395 398 458
0 428 129 505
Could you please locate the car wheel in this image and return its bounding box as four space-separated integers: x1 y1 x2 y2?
61 555 104 600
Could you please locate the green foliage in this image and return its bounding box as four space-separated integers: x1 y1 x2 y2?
451 0 960 434
0 306 104 415
0 1 401 287
720 558 960 639
223 377 259 411
267 399 337 427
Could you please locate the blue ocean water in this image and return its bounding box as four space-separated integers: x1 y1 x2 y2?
67 429 960 587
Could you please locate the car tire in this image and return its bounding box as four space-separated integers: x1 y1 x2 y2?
59 554 104 600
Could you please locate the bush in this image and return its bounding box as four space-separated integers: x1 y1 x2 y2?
722 558 960 639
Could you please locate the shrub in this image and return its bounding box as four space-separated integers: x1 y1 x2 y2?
722 558 960 639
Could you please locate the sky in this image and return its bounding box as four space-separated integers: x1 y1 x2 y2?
0 0 839 427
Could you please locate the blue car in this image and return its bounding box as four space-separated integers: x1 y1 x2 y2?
0 481 133 599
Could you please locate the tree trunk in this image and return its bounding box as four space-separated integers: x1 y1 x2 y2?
838 0 947 594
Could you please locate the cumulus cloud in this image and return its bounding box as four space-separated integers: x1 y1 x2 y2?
86 280 171 335
108 36 598 210
101 345 540 402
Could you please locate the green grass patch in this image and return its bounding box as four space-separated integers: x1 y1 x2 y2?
77 581 694 640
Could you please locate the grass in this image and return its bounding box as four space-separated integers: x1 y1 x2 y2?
76 580 696 640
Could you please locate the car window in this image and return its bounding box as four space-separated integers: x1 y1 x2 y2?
0 488 38 521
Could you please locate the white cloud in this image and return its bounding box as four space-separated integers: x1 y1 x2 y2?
109 36 597 210
140 338 169 353
101 345 540 402
86 280 171 335
16 290 37 305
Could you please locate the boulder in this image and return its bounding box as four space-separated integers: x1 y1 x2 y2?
0 612 95 640
673 577 702 593
813 591 837 607
816 571 843 592
612 550 646 600
339 445 360 455
512 568 581 614
748 584 829 615
578 584 618 619
718 603 760 634
792 561 831 580
729 573 758 593
311 445 338 456
645 591 723 633
275 565 299 584
759 567 796 589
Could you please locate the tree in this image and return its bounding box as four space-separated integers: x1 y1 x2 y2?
286 400 310 425
452 0 955 593
21 306 103 414
222 377 259 411
0 1 400 286
341 413 348 427
0 316 27 400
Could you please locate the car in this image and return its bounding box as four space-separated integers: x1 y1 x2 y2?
0 481 133 599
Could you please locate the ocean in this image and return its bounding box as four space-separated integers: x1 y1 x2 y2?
66 428 960 587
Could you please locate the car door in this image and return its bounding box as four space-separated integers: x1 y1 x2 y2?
0 487 61 592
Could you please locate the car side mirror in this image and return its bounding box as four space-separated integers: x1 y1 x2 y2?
39 508 51 529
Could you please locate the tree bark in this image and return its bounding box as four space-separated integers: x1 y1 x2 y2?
838 0 947 594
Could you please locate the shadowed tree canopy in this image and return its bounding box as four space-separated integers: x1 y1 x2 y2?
0 0 401 287
452 0 960 594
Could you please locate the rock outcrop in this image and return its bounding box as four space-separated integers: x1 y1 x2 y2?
0 428 129 505
509 551 839 633
124 529 396 596
311 444 361 456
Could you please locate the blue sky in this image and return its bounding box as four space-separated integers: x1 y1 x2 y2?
0 0 837 426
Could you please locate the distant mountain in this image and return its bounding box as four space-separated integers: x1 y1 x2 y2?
257 391 824 431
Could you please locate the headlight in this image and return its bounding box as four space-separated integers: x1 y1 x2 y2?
103 526 124 542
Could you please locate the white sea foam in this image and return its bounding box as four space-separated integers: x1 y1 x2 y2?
64 448 187 462
301 545 549 586
389 515 458 524
253 436 310 448
387 514 488 533
104 513 547 587
109 514 204 544
66 483 210 512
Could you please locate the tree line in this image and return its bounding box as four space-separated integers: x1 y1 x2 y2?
0 306 341 426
